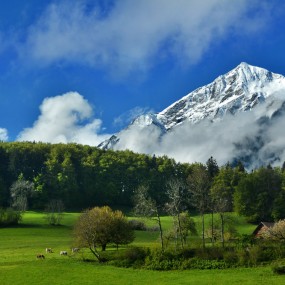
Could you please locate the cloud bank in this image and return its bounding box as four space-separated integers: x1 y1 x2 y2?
14 90 285 169
22 0 269 74
114 95 285 168
17 92 109 145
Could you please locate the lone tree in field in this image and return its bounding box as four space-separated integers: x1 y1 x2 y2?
74 206 134 261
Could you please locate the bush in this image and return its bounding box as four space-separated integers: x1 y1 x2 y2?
146 225 159 232
272 262 285 275
0 208 22 227
223 250 238 264
107 247 148 268
195 247 224 260
180 258 231 270
128 220 147 231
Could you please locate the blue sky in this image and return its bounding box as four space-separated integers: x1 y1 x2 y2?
1 0 285 145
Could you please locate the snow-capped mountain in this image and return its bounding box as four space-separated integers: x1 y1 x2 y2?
99 62 285 154
157 62 285 129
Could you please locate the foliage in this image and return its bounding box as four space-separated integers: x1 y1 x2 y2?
74 206 134 260
0 142 190 211
133 185 165 251
272 262 285 275
2 141 285 225
187 163 211 248
261 219 285 240
128 219 147 231
234 166 282 222
10 174 34 212
0 207 22 226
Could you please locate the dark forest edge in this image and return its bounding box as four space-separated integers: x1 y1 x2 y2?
1 141 285 226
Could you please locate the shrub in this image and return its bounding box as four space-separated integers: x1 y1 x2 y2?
180 258 230 270
195 247 224 260
272 262 285 275
0 208 22 227
146 225 160 232
223 250 238 264
107 247 148 268
128 219 147 231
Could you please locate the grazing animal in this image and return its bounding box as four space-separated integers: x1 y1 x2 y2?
60 251 68 256
46 248 53 253
72 247 80 253
36 254 45 259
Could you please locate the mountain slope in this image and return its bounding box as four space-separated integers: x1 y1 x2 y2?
98 63 285 167
157 62 285 129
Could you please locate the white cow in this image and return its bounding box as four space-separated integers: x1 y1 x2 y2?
46 248 53 253
72 247 80 253
60 251 68 256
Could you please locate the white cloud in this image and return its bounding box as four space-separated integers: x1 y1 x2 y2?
0 128 8 141
22 0 268 74
17 92 109 145
114 96 285 168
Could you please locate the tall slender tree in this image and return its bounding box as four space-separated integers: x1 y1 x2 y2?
187 164 211 249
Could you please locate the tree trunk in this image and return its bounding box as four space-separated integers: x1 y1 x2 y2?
89 246 100 261
157 211 164 252
202 213 205 250
177 212 184 249
101 244 106 251
220 213 225 248
211 210 214 246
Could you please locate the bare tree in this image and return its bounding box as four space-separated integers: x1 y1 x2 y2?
45 199 65 225
133 185 164 252
165 178 187 249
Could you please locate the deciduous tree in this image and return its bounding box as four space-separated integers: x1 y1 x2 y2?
74 206 134 261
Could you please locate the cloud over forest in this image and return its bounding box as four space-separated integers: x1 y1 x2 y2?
17 92 109 145
14 90 285 169
114 94 285 168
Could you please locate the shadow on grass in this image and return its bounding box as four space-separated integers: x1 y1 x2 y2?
10 223 72 229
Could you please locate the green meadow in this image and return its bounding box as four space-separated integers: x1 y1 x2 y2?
0 212 284 285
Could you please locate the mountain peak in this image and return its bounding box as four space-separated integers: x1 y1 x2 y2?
99 63 285 153
157 63 285 129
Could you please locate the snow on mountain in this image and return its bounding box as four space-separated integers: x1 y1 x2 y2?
98 62 285 167
157 62 285 129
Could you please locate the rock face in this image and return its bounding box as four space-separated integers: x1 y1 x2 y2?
99 62 285 156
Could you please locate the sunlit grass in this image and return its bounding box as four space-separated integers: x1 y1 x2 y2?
0 211 281 285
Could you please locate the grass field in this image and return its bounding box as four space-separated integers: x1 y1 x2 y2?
0 212 284 285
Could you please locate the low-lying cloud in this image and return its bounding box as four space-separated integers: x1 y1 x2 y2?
14 90 285 169
17 92 109 145
114 95 285 168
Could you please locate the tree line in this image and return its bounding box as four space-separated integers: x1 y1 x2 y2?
1 142 285 225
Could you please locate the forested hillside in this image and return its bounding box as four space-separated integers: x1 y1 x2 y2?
1 141 285 223
0 142 191 210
